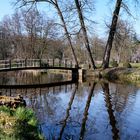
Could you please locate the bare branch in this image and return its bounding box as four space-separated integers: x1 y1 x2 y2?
121 2 135 19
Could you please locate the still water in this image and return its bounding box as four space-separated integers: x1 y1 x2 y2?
0 71 140 140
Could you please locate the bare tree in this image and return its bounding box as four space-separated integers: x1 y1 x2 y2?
90 36 105 62
131 37 140 62
102 0 139 68
112 19 134 63
0 26 10 59
14 0 79 67
0 9 61 59
22 8 46 58
102 0 122 69
74 0 96 69
0 17 14 58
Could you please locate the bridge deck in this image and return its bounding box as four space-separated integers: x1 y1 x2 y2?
0 59 79 83
0 59 79 72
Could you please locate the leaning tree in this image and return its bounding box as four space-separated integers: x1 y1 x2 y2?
102 0 139 69
74 0 96 69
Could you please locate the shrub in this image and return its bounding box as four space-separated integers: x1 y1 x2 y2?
110 60 118 67
123 62 132 68
0 106 44 140
0 106 13 115
15 107 35 122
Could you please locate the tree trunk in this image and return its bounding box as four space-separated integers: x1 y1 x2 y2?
74 0 96 69
54 0 79 68
102 0 122 69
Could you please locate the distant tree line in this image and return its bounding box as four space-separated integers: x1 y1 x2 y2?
0 0 140 69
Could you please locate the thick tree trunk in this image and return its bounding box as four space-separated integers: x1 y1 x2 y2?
54 0 79 68
74 0 96 69
102 0 122 69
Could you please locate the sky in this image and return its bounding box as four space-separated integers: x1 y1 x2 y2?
0 0 14 19
0 0 140 38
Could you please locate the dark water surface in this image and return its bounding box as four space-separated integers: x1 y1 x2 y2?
0 71 140 140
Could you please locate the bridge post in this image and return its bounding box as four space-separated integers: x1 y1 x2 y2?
25 59 27 67
4 60 6 68
65 59 67 67
16 60 18 68
72 68 79 82
70 61 72 68
39 59 42 67
9 60 11 69
47 59 49 66
59 59 61 67
53 59 54 67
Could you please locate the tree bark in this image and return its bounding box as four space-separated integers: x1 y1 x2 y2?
102 0 122 69
74 0 96 69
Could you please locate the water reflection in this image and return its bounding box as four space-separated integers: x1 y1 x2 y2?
79 82 96 140
58 84 78 140
0 71 140 140
0 71 66 85
101 82 119 140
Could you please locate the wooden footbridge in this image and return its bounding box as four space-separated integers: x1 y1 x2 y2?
0 59 79 81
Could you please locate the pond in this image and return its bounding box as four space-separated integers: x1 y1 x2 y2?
0 71 140 140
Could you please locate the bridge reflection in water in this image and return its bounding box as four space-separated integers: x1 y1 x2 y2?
0 71 140 139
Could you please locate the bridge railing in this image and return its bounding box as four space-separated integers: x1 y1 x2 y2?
0 59 76 69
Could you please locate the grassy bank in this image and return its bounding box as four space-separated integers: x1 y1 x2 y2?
85 65 140 86
100 67 140 85
0 106 44 140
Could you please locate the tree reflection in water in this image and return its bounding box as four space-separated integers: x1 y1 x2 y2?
101 82 119 140
79 82 96 140
58 83 78 140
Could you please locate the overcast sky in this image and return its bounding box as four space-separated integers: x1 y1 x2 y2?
0 0 140 38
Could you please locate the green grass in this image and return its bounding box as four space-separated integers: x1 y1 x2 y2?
101 66 140 86
118 63 140 68
130 63 140 68
0 106 44 140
